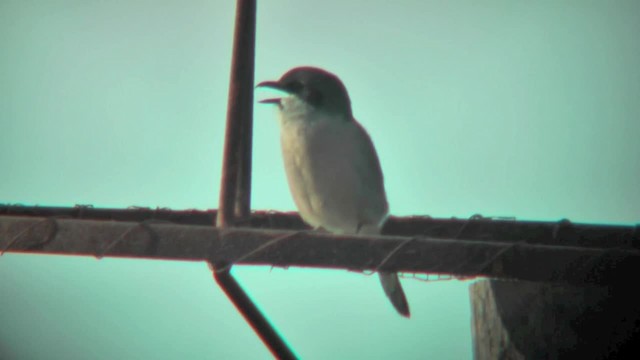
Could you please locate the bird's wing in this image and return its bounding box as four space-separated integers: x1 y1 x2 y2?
350 119 389 226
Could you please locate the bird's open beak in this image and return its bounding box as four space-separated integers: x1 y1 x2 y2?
256 80 287 105
258 98 282 105
256 80 282 90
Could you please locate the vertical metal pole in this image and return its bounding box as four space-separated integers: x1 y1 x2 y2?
217 0 255 227
213 1 297 358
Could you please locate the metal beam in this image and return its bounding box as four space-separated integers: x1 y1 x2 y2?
216 0 256 227
2 214 638 286
2 205 637 249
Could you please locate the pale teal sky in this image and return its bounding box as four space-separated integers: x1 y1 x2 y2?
1 1 639 359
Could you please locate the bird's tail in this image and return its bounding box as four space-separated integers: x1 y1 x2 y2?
379 272 410 317
359 224 411 318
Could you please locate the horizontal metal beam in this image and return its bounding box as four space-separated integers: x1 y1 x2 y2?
1 205 638 249
1 213 638 286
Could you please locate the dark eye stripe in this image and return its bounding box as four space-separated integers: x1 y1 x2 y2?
286 81 303 93
304 88 323 107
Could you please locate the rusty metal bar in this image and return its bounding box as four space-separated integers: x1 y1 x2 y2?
2 205 637 250
230 0 256 221
212 266 297 359
2 215 639 286
217 0 256 227
211 0 294 357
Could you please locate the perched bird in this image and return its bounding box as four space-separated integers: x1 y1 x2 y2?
257 66 410 317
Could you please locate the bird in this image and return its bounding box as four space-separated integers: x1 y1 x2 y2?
256 66 410 317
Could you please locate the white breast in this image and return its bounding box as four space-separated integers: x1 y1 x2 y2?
278 101 388 234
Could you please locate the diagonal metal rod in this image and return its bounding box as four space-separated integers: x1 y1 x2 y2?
212 265 297 360
213 0 296 358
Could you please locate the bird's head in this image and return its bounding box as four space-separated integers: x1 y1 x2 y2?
257 66 353 119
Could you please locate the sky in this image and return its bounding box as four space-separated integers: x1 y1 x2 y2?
1 0 639 359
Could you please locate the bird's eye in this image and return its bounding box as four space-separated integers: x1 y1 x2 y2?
304 88 323 106
286 81 303 93
285 80 323 107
